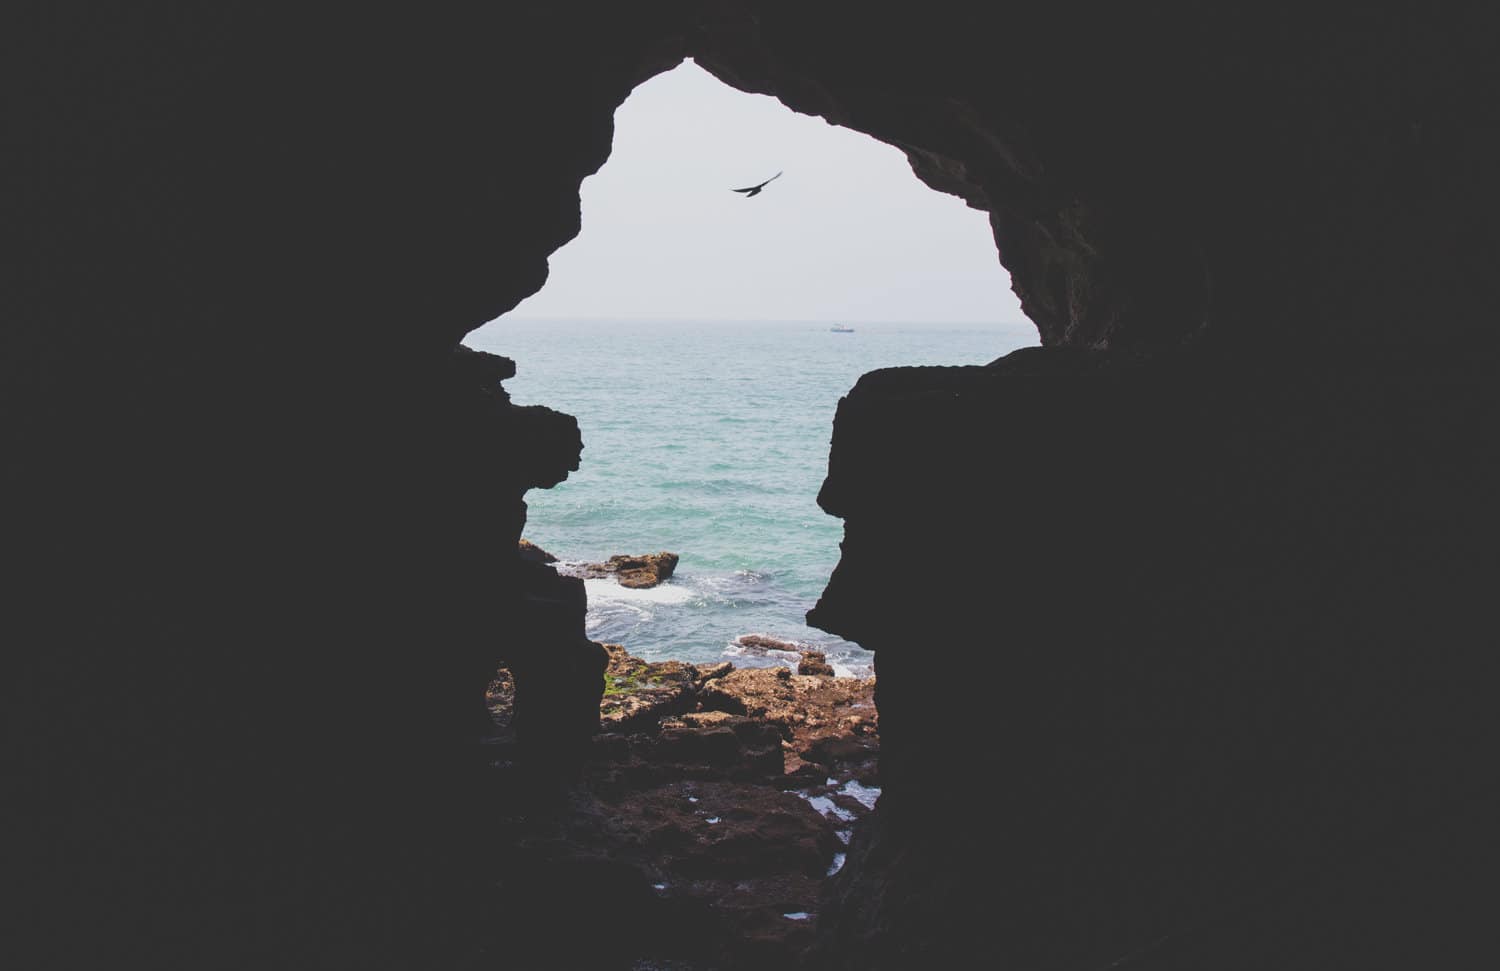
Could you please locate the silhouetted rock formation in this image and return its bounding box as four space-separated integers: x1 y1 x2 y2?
517 538 558 564
509 557 608 762
576 551 681 588
504 536 609 760
11 4 1499 970
806 353 1499 969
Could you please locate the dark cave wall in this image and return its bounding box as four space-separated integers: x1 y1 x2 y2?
11 7 680 967
773 7 1500 965
807 348 1498 969
9 3 1500 968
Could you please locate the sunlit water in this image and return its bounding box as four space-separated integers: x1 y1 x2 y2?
469 317 1036 676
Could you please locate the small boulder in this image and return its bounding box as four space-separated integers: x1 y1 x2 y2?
733 634 803 655
797 650 835 677
577 552 680 588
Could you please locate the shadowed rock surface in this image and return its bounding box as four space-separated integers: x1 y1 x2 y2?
518 539 559 564
485 646 877 969
10 4 1499 969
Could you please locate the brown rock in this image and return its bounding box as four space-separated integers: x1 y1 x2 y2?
797 650 835 677
494 640 878 967
574 551 680 588
587 780 839 881
802 734 878 770
731 633 804 656
600 643 700 733
695 661 734 684
673 710 738 729
700 668 878 773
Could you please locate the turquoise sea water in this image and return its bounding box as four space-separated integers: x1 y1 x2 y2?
469 317 1037 676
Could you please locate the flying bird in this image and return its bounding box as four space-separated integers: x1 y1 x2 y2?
731 171 782 197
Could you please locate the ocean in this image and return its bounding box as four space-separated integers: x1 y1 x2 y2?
469 317 1037 677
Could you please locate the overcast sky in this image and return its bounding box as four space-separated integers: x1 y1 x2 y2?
503 60 1025 324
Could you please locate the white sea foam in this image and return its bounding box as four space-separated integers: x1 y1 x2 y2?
698 570 767 591
799 793 856 822
723 645 802 669
839 780 881 810
582 575 699 634
782 912 813 921
723 632 806 670
826 853 847 876
582 576 694 606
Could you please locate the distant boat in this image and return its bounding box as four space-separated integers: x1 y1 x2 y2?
830 324 855 333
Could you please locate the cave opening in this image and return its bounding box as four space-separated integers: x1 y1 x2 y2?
22 8 1494 969
472 59 1035 673
471 59 1037 966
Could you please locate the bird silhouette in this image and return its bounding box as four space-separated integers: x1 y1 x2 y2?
731 171 782 197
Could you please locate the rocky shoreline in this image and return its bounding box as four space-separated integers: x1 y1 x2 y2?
486 614 877 968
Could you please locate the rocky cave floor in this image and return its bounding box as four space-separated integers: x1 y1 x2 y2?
481 640 878 970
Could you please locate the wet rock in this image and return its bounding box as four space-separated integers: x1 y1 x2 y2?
577 551 679 588
568 780 838 964
797 650 835 677
802 735 877 771
733 634 803 655
488 642 878 966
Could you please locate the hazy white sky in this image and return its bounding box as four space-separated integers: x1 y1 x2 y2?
505 60 1024 324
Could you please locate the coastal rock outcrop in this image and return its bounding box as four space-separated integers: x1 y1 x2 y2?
727 634 838 676
598 641 716 733
701 668 873 741
577 551 680 588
